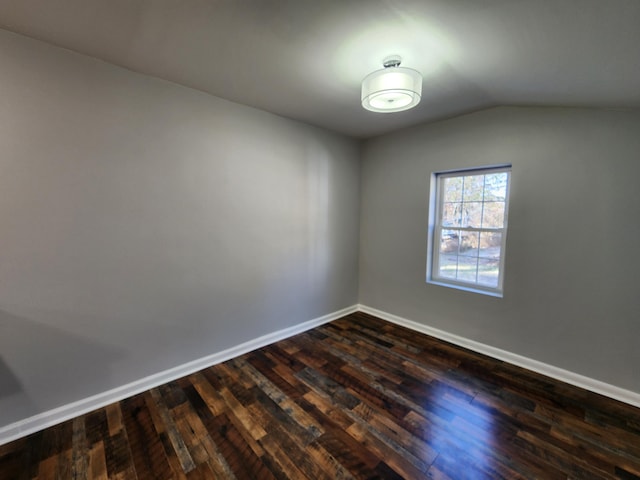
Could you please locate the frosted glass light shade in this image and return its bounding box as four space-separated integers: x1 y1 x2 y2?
361 66 422 113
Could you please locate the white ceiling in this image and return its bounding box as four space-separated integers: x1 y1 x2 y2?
1 0 639 138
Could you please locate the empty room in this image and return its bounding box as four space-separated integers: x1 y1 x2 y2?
1 1 639 478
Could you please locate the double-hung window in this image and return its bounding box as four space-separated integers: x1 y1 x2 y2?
428 166 511 296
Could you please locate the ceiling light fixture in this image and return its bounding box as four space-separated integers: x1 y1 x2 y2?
361 55 422 113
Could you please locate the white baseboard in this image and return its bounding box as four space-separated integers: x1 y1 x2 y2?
0 305 358 446
4 302 638 446
358 304 640 409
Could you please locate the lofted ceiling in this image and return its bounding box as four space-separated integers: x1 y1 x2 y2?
1 0 639 138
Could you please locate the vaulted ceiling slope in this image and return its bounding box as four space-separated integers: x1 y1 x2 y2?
1 0 639 138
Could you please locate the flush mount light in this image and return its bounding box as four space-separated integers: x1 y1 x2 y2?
361 55 422 113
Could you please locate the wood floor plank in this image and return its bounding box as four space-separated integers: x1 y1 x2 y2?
71 416 88 479
56 448 73 480
88 441 108 480
121 394 173 479
315 431 381 479
257 433 313 480
345 422 428 479
188 371 227 417
178 395 237 479
204 412 266 480
218 386 268 441
303 438 356 480
103 430 135 479
3 311 640 479
232 357 324 439
172 403 211 467
352 402 438 466
105 404 123 437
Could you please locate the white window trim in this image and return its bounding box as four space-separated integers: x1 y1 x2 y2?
427 165 511 297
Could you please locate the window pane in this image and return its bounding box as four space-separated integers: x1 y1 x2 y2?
483 173 508 201
462 175 484 201
477 258 499 287
442 203 462 227
438 254 458 279
443 177 463 202
479 232 502 259
459 232 479 257
482 202 505 228
461 202 483 228
457 256 478 282
440 229 460 254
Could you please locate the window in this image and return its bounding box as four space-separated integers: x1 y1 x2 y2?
428 166 511 296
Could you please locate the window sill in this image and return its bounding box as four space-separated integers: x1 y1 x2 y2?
427 279 503 298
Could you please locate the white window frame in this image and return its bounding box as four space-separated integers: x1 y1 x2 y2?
427 165 511 297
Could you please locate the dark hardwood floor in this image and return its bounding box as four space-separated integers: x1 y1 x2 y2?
2 312 640 479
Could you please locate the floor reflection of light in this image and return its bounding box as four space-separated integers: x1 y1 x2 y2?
421 380 497 476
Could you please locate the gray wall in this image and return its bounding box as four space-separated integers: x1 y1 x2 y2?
359 106 640 393
0 30 360 427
